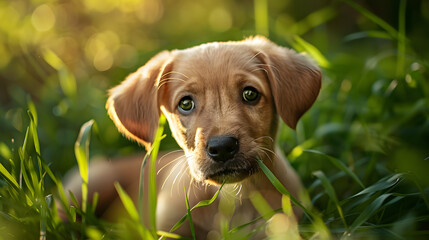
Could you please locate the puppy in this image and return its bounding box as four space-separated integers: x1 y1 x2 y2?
63 36 321 239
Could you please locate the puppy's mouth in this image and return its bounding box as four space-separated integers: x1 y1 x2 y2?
205 161 259 185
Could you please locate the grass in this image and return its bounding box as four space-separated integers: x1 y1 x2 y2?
1 0 429 239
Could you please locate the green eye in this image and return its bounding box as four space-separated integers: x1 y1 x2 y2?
242 87 260 103
178 96 195 114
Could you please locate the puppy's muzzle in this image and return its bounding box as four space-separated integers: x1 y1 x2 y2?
206 136 239 162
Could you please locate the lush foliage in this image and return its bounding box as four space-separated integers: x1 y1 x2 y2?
1 0 428 239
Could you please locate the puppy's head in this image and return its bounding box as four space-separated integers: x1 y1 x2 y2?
107 37 321 185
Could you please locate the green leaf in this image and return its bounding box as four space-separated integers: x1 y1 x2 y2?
0 162 19 189
293 35 330 68
342 0 399 39
313 171 347 228
149 114 166 235
305 150 365 189
170 183 224 233
115 182 139 222
27 110 40 155
184 187 196 240
344 31 394 42
74 119 97 213
256 159 308 214
0 142 12 160
43 49 76 98
351 174 402 198
115 182 152 239
157 231 188 240
345 193 392 236
249 191 274 220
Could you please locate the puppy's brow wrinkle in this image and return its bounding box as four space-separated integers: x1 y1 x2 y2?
161 71 189 79
241 51 263 69
157 78 187 90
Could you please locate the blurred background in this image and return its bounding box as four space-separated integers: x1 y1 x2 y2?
0 0 428 237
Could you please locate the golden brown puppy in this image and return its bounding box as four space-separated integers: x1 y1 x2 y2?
63 36 321 239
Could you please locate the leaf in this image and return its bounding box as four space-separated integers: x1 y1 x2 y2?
345 193 392 236
313 171 347 228
342 0 399 39
305 150 365 189
249 191 274 220
170 183 224 232
0 162 19 189
115 182 153 239
157 231 188 240
115 182 139 222
184 188 196 240
74 119 97 213
351 174 402 198
149 114 166 235
256 159 309 214
293 35 330 68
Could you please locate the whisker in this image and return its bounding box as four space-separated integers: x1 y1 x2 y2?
161 157 186 190
157 154 186 175
172 161 188 186
158 150 185 163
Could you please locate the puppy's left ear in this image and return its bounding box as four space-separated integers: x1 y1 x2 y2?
246 37 322 129
106 51 174 150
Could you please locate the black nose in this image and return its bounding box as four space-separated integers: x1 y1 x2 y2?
206 136 239 162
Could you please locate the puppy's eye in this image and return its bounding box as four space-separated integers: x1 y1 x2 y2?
178 96 195 114
242 87 260 104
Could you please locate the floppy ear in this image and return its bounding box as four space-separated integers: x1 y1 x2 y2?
106 51 173 150
246 37 321 129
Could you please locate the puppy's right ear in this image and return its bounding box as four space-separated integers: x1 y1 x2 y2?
106 51 173 150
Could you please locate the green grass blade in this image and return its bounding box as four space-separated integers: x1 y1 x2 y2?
292 6 337 36
40 158 58 185
184 187 196 240
43 49 77 98
256 159 309 214
345 193 392 236
115 182 139 222
27 110 40 155
74 119 96 213
170 183 224 233
344 30 393 42
305 150 365 189
282 195 293 217
138 152 150 225
0 142 12 160
292 35 330 68
0 162 19 189
351 173 402 198
249 191 274 220
149 114 166 236
313 171 347 228
19 147 35 196
40 194 52 240
157 230 188 240
115 182 152 239
342 0 399 38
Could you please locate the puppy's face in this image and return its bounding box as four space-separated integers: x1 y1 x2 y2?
159 45 277 184
107 37 321 185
